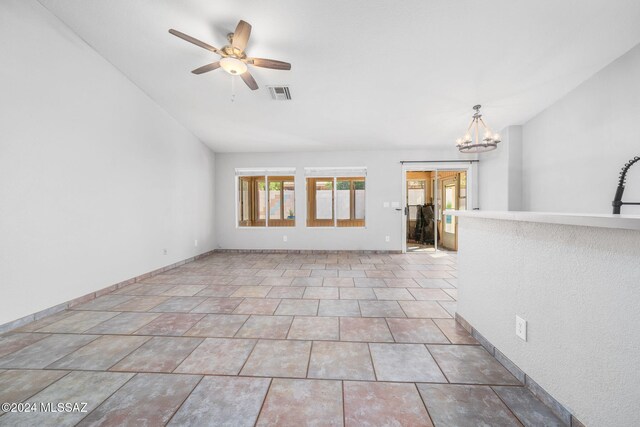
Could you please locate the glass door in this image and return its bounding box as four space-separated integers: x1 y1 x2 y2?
405 174 436 252
401 163 475 253
441 175 458 250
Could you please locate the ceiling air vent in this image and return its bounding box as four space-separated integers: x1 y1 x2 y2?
268 86 292 101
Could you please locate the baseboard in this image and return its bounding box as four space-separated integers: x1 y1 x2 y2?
214 249 403 254
0 248 406 334
455 313 586 427
0 249 216 335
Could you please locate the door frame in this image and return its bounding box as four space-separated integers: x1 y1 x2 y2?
400 162 478 254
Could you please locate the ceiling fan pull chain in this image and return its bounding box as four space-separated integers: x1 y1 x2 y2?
231 75 236 103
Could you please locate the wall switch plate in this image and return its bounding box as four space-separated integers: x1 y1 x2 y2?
391 201 400 208
194 240 198 247
385 235 390 242
516 315 527 341
283 235 288 242
163 249 168 255
383 202 390 208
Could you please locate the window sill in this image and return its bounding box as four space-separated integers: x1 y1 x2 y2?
306 226 367 229
236 226 296 229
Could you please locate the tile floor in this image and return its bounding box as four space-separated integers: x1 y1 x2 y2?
0 252 566 426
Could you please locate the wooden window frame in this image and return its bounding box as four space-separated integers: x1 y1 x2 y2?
306 178 335 227
267 176 295 227
337 178 366 227
238 175 295 227
238 177 252 227
238 176 266 227
307 177 365 228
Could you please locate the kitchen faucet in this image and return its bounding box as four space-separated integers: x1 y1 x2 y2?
612 156 640 214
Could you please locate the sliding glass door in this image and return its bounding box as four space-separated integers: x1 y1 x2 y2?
401 163 476 253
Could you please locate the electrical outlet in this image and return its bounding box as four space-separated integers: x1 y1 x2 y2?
283 235 288 242
194 240 198 247
385 235 390 242
515 315 527 341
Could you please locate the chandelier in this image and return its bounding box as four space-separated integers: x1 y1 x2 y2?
456 105 501 153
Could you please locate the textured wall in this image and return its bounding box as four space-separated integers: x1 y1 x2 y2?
457 217 640 426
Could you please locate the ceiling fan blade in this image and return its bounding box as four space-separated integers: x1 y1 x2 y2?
240 71 258 90
232 20 252 51
249 58 291 70
192 62 221 74
169 29 221 55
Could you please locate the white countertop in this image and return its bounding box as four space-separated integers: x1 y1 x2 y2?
444 210 640 231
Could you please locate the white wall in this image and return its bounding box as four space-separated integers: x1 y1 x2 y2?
457 217 640 427
523 43 640 215
0 0 216 326
215 150 474 251
478 137 509 211
506 127 523 211
478 126 523 211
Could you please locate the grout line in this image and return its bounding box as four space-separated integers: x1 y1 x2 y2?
233 314 255 339
75 370 139 423
169 337 207 374
2 330 481 346
414 382 437 427
423 344 450 384
382 317 397 343
435 300 455 318
431 318 454 345
305 341 314 378
367 343 378 381
253 377 273 427
165 374 206 426
397 300 412 318
237 339 260 376
0 365 528 386
2 369 74 408
34 335 102 369
490 385 528 427
98 335 153 372
341 380 346 425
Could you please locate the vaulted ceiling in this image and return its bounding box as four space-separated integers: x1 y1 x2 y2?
39 0 640 152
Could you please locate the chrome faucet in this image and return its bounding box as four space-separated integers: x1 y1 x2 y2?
612 156 640 214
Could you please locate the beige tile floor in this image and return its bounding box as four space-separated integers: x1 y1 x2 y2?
0 252 567 426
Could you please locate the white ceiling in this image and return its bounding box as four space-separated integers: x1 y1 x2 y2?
39 0 640 153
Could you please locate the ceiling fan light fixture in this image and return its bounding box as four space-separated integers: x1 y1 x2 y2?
220 57 247 75
169 21 291 91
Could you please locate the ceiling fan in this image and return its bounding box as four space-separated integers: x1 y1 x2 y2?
169 20 291 91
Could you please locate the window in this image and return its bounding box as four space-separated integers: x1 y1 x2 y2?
238 176 265 226
268 176 295 227
238 175 295 227
307 176 365 227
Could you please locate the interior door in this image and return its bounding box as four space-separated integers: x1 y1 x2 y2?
441 176 458 250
